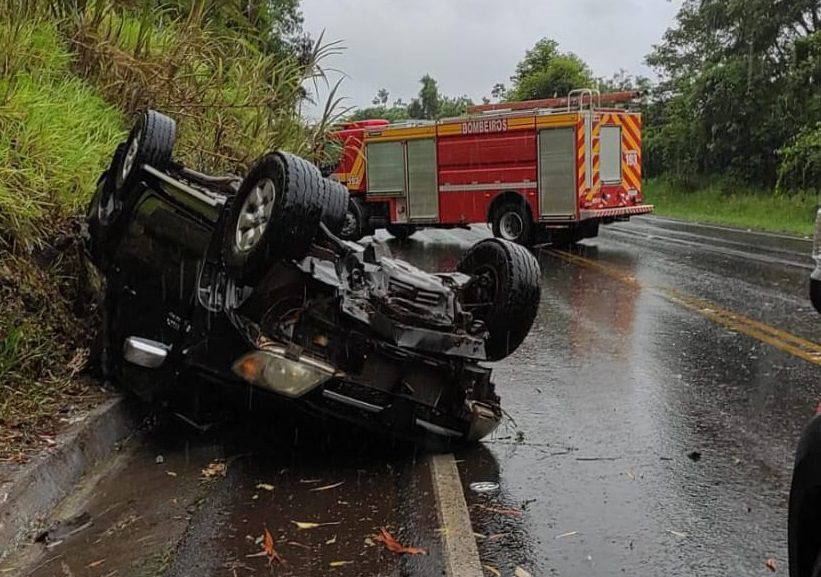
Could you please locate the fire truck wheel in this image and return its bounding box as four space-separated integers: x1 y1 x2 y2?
491 202 533 246
458 238 541 361
386 224 417 241
339 197 365 242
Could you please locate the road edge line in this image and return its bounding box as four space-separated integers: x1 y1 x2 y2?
0 396 138 560
429 453 483 577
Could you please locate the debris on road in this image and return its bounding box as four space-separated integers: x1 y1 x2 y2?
687 451 702 462
310 481 344 492
330 560 354 567
263 526 286 567
766 558 777 572
471 503 524 517
668 530 688 538
291 520 341 530
469 481 500 494
256 483 274 491
201 460 227 479
556 530 578 539
373 527 427 555
484 565 501 576
514 566 533 577
155 455 164 464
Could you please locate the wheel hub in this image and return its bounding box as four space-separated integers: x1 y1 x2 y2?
341 210 358 238
499 212 523 240
235 178 276 252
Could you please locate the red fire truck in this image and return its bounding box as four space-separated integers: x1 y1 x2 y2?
329 89 653 245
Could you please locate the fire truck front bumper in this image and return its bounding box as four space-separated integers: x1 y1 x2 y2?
580 205 655 220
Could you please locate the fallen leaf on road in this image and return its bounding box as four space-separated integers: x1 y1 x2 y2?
291 521 341 530
556 531 578 539
472 504 524 517
310 481 345 492
263 526 286 567
330 561 353 567
373 527 427 555
514 567 532 577
86 559 105 568
766 558 777 572
484 565 501 576
201 461 226 479
256 483 274 491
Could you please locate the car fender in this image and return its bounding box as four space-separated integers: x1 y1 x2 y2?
789 413 821 577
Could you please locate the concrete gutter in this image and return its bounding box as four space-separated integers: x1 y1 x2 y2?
0 396 138 560
429 453 484 577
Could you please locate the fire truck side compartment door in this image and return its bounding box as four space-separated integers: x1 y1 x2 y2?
406 138 438 222
538 128 577 219
366 141 405 196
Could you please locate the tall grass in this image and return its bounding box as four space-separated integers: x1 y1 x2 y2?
0 0 349 457
0 19 124 250
644 177 818 237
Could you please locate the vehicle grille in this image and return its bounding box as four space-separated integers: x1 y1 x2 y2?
388 278 442 307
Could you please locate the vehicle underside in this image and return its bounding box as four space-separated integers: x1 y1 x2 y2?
84 110 542 447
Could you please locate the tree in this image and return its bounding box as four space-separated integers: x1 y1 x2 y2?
408 74 441 119
645 0 820 186
372 88 390 106
507 38 593 101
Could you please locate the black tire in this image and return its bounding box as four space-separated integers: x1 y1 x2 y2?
224 151 328 278
386 224 417 241
491 200 533 246
115 110 176 194
318 177 350 235
790 418 821 577
457 238 541 361
339 197 365 242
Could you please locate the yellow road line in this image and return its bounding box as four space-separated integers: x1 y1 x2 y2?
544 249 821 366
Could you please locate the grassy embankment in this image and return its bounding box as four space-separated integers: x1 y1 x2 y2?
0 3 341 460
644 178 818 237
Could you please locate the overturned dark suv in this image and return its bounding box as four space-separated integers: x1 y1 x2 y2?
84 110 541 446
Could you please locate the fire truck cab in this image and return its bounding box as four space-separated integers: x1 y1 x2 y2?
330 89 653 245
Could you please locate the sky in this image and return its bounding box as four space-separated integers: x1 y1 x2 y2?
300 0 683 114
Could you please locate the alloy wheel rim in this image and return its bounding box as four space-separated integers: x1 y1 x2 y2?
121 129 141 184
235 178 276 252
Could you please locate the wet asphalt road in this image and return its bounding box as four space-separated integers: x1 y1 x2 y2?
388 217 821 577
4 216 820 577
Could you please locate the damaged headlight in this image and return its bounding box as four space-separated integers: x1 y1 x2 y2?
232 348 334 398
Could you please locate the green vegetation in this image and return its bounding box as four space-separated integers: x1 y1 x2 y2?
350 75 473 122
644 178 817 237
0 0 342 458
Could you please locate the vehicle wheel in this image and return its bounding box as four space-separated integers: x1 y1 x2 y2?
581 220 599 239
386 224 417 241
115 110 176 194
789 418 821 577
225 152 327 275
339 197 365 242
318 177 350 236
223 158 280 268
457 238 541 361
491 201 533 246
95 142 128 227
